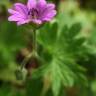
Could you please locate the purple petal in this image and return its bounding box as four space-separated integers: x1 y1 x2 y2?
8 3 29 21
46 10 56 18
36 0 47 17
8 9 26 19
32 19 42 24
14 3 28 16
17 19 30 25
8 9 19 14
42 3 55 15
38 0 46 4
42 10 56 21
46 3 55 10
39 3 56 19
37 0 46 7
8 15 24 21
27 0 36 9
42 18 51 21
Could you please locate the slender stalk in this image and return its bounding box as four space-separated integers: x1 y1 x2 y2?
32 29 37 55
20 29 37 70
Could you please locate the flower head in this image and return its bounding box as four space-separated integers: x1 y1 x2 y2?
8 0 56 25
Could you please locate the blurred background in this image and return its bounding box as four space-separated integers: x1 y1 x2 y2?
0 0 96 96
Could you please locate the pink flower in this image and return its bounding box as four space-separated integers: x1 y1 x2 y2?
8 0 56 26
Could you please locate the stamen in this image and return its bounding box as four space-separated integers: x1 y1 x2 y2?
28 8 39 19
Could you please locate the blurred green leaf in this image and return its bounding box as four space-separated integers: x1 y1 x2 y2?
38 22 58 50
26 77 43 96
0 21 27 68
36 22 87 96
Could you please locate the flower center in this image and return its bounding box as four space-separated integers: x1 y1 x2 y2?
28 8 39 19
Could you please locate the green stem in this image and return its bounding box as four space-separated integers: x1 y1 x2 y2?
20 29 37 70
32 29 37 55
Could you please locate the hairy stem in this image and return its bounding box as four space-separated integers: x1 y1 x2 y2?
20 29 37 70
32 29 37 55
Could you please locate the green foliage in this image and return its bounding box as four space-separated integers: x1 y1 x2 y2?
0 21 27 69
29 21 87 96
0 0 96 96
26 77 43 96
0 82 24 96
86 27 96 54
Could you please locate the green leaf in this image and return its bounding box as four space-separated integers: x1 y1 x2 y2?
68 23 82 39
37 22 87 96
45 89 53 96
51 60 62 96
91 80 96 95
26 77 43 96
0 21 27 67
38 22 58 49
